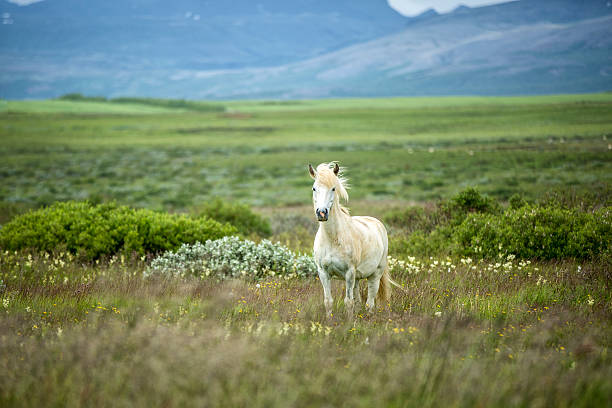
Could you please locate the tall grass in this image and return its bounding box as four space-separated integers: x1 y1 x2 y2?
0 250 610 407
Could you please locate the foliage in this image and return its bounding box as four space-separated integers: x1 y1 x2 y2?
454 205 611 260
0 201 236 260
443 186 502 221
385 188 501 233
509 193 528 209
147 236 316 280
387 188 611 261
193 198 271 237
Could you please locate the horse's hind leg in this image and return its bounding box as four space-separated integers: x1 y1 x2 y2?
366 275 381 313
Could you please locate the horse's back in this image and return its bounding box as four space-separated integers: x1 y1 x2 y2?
352 216 387 243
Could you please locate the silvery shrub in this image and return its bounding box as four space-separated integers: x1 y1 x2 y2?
146 236 316 280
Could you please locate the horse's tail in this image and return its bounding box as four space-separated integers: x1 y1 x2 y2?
377 264 392 306
377 264 404 306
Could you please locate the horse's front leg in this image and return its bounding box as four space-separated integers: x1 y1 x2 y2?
353 280 362 308
344 267 356 319
317 267 333 318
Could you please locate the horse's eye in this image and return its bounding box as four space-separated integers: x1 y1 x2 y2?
332 187 336 191
312 187 316 191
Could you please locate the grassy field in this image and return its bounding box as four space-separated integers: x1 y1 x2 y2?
0 252 610 407
1 94 611 211
1 95 611 406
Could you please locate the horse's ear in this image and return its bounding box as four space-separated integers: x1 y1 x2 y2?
308 164 316 179
333 162 340 175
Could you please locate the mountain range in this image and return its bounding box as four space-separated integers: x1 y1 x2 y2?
1 0 611 99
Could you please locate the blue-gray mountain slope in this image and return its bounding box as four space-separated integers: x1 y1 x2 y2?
1 0 611 98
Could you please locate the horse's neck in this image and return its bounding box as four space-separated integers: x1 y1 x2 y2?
319 204 351 244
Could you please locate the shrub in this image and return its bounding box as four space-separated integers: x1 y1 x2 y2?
193 198 271 237
389 228 455 259
442 187 502 224
454 205 611 260
0 201 237 260
384 188 501 234
386 188 610 261
146 236 316 280
509 193 528 210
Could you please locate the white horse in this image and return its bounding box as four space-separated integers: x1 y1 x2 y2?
309 162 395 318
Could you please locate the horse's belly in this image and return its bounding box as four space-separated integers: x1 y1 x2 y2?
321 256 349 278
356 258 381 278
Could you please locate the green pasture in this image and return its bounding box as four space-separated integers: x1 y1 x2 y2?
1 94 611 211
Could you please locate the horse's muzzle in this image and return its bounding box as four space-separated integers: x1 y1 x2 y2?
316 208 328 221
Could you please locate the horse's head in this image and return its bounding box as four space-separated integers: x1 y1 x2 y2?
308 162 348 222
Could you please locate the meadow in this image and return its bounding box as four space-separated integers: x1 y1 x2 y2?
0 94 611 407
1 94 611 213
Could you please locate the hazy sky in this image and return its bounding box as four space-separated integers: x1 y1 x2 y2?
388 0 514 16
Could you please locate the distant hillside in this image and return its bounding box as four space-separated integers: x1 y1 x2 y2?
1 0 611 99
0 0 406 98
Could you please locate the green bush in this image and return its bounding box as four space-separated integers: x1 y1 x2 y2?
384 188 500 233
454 205 611 260
442 187 502 224
509 193 528 210
389 227 455 259
0 201 237 260
193 198 271 237
386 188 610 261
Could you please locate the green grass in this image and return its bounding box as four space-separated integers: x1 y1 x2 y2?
0 99 184 114
1 94 611 210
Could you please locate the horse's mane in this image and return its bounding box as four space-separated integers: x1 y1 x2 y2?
315 162 350 214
